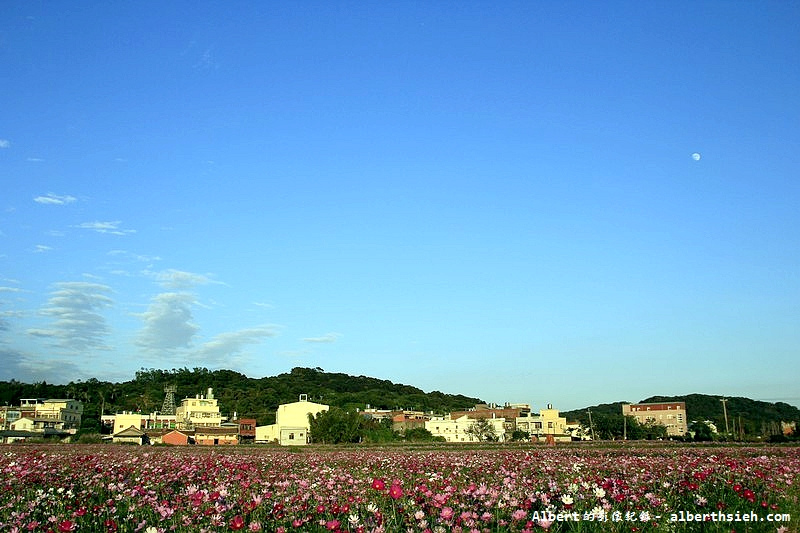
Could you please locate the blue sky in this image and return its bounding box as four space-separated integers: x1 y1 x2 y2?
1 2 798 411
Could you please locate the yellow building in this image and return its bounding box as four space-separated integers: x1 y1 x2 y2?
622 402 688 436
24 399 83 432
515 404 570 442
255 395 329 445
425 415 507 442
175 388 223 429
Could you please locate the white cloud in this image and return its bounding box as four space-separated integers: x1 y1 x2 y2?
27 157 44 162
0 287 22 293
0 347 86 383
194 325 279 364
74 221 135 235
135 292 199 351
0 140 10 148
302 332 341 343
34 245 52 253
34 193 77 205
149 269 216 289
26 281 113 352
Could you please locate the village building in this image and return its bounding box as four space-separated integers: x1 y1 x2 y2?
515 404 571 442
622 402 688 437
255 395 329 445
425 414 507 442
175 388 223 429
112 426 147 445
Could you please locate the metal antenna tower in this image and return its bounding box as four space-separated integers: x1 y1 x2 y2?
161 385 177 415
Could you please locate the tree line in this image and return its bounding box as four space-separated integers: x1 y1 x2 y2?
0 366 483 433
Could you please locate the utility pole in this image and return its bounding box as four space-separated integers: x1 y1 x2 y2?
587 409 596 440
720 398 730 437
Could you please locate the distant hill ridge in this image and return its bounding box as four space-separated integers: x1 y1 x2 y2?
562 393 800 438
0 367 484 427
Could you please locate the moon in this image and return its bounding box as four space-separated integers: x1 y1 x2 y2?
692 152 701 161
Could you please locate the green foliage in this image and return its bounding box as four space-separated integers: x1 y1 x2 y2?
689 420 715 442
0 366 482 431
510 429 530 442
308 407 364 444
403 427 439 442
465 418 498 442
563 394 800 440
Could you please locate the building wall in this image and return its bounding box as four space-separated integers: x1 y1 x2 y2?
161 431 190 446
11 418 35 432
425 415 507 442
238 419 256 438
622 402 688 436
195 431 238 445
515 408 570 441
113 413 145 434
255 399 329 445
175 389 222 429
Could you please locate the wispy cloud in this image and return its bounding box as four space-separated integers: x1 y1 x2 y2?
148 269 217 289
135 292 199 351
74 221 135 235
34 193 76 205
26 281 113 352
27 157 44 162
302 332 341 343
0 287 22 293
194 325 279 364
0 347 86 383
34 245 52 253
0 140 10 149
109 250 161 262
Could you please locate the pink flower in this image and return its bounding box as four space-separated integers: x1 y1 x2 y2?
58 521 75 532
512 509 527 521
440 506 454 521
389 483 403 499
229 515 245 530
371 478 386 491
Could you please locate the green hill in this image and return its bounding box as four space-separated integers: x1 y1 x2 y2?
562 394 800 440
0 367 483 429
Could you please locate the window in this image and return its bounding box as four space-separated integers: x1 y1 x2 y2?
289 433 294 440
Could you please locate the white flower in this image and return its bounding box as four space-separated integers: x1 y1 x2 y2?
593 487 606 499
561 494 574 506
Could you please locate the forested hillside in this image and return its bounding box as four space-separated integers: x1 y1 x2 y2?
562 394 800 440
0 367 482 430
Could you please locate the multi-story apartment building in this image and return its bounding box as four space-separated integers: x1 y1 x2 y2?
175 388 223 429
255 394 329 445
515 404 570 442
622 401 688 436
15 398 83 432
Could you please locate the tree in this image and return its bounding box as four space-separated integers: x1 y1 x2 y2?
465 418 498 442
308 407 364 444
510 429 530 442
404 427 441 442
689 421 714 442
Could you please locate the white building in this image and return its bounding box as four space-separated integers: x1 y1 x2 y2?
255 395 329 445
425 415 507 442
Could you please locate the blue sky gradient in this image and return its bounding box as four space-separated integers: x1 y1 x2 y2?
1 2 798 410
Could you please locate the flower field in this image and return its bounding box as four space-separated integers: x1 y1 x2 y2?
1 444 798 532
